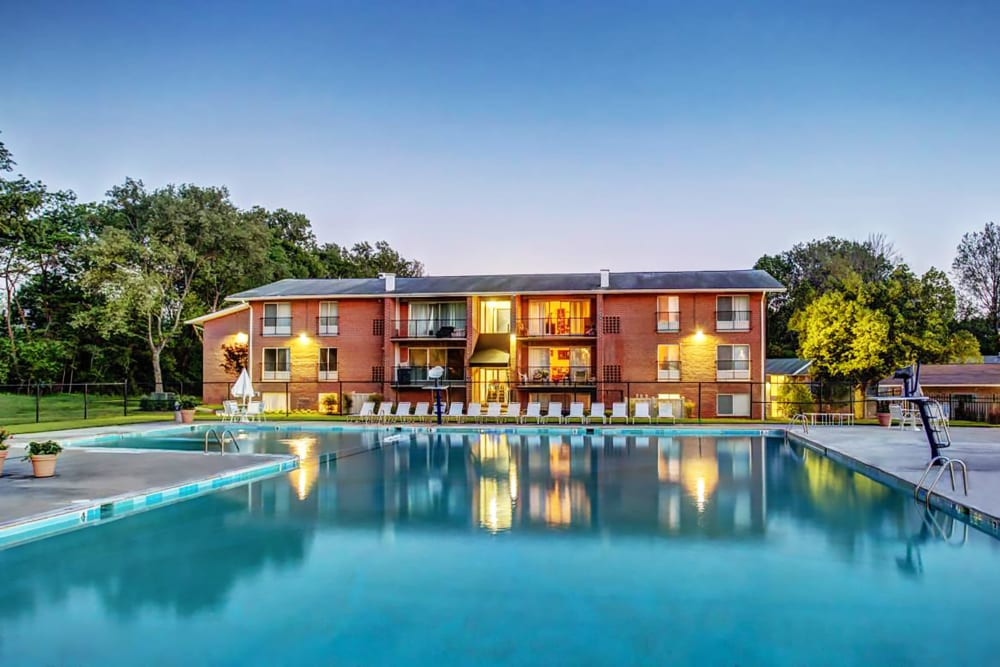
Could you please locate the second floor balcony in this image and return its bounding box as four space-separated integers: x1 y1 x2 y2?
392 365 467 386
517 366 596 386
717 359 751 380
391 319 467 339
518 317 596 337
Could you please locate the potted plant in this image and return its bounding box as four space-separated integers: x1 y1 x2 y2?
23 440 63 478
876 401 891 427
0 427 11 476
178 396 200 424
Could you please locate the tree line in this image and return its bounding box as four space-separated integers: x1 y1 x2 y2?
0 134 423 391
755 232 1000 394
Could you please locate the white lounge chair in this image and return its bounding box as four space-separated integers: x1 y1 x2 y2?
889 403 917 430
464 402 483 422
391 401 411 422
502 402 521 423
445 402 464 422
633 402 652 424
485 402 502 422
522 402 542 424
585 402 606 424
356 401 376 422
245 401 265 422
610 402 628 423
543 402 563 424
411 402 430 421
565 402 585 423
375 401 393 423
656 402 676 424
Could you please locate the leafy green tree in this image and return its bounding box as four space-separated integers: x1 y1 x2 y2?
318 240 425 278
945 330 983 363
952 221 1000 340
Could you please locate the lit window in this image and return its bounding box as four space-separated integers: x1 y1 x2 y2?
318 302 339 336
656 296 679 332
318 348 338 381
656 344 680 381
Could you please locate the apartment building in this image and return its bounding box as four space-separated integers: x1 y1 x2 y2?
189 269 784 419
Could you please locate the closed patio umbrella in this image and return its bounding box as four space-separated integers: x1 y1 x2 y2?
232 368 255 405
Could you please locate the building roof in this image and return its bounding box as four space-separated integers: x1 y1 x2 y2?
984 355 1000 364
880 364 1000 387
226 269 785 301
184 302 249 325
765 358 813 376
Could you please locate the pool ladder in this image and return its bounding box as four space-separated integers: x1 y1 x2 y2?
204 428 240 454
788 413 809 433
913 456 968 507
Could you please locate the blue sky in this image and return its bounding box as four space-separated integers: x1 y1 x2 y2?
4 1 999 276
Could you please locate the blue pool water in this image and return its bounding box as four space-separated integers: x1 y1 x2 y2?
3 428 1000 665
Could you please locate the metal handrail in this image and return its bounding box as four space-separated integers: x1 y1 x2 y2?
788 413 809 433
204 428 240 454
914 456 968 507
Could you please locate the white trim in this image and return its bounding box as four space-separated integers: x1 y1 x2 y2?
185 302 249 325
224 288 785 303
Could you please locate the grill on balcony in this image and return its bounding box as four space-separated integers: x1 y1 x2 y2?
391 319 467 339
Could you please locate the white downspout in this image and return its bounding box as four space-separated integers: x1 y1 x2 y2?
760 292 766 422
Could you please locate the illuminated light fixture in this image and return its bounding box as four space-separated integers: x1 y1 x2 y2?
298 332 309 343
694 328 705 341
235 332 248 344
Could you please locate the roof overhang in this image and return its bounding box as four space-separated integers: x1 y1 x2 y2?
185 302 250 325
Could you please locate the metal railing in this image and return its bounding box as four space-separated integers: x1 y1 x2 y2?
715 310 751 331
657 360 681 380
518 366 596 385
392 365 466 385
390 319 467 338
260 316 293 335
517 317 596 337
655 311 680 332
316 316 339 336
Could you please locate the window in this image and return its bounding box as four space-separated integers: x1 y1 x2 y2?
404 347 465 381
527 347 592 383
262 303 292 335
407 302 467 337
657 344 680 381
526 300 593 336
318 348 338 381
717 345 750 380
480 300 512 334
262 347 291 380
656 296 680 332
717 393 750 416
318 302 339 336
716 296 750 331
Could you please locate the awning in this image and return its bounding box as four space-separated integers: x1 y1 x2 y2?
469 348 510 367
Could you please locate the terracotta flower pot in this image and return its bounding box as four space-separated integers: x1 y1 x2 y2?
180 409 196 424
877 412 891 427
0 449 8 476
30 454 58 478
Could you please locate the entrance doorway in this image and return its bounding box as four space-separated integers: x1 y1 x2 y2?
472 368 510 404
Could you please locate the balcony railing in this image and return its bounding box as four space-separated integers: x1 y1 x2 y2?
392 365 466 386
391 319 467 339
261 317 292 336
657 360 681 381
716 359 751 380
318 368 339 381
655 311 680 333
517 366 596 385
262 368 291 381
715 310 751 331
518 317 596 337
317 316 339 336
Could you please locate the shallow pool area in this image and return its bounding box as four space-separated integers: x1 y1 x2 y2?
3 428 999 665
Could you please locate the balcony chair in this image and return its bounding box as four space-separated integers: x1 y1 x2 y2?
585 402 606 424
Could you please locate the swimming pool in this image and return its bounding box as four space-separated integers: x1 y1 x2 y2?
3 428 999 665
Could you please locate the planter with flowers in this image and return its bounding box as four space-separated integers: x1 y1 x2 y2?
0 427 10 476
23 440 63 478
178 396 200 424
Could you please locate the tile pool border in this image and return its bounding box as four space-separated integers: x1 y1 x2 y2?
0 456 298 551
787 431 1000 540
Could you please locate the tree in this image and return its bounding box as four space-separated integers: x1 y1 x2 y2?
945 330 983 363
952 221 1000 341
318 240 425 278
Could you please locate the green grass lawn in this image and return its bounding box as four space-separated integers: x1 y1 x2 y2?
0 391 147 426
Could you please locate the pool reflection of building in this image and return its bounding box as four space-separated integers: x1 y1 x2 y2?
256 431 766 538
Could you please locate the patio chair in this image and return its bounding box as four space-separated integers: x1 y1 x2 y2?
411 402 430 421
656 402 677 424
357 401 376 422
216 400 240 422
245 401 265 423
889 403 917 430
485 402 502 422
502 402 521 423
610 402 628 423
375 401 393 423
585 402 606 424
464 402 483 422
391 401 411 422
445 402 464 422
565 402 585 423
543 401 563 424
633 402 652 424
522 402 542 424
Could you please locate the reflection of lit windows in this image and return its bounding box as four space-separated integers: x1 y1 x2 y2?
479 477 513 533
284 437 317 500
681 439 719 513
549 443 571 478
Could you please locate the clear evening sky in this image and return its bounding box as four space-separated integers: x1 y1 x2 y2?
4 1 999 276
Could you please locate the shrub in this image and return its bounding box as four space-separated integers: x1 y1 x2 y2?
138 393 177 411
0 427 10 451
24 440 63 458
178 396 201 410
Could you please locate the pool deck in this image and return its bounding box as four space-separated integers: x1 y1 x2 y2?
789 424 1000 531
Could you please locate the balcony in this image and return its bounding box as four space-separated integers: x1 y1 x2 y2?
518 317 596 337
517 366 596 386
656 311 680 333
716 359 751 381
317 316 339 336
392 365 466 387
261 317 292 336
657 360 681 381
715 310 751 332
318 368 339 381
391 319 467 339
